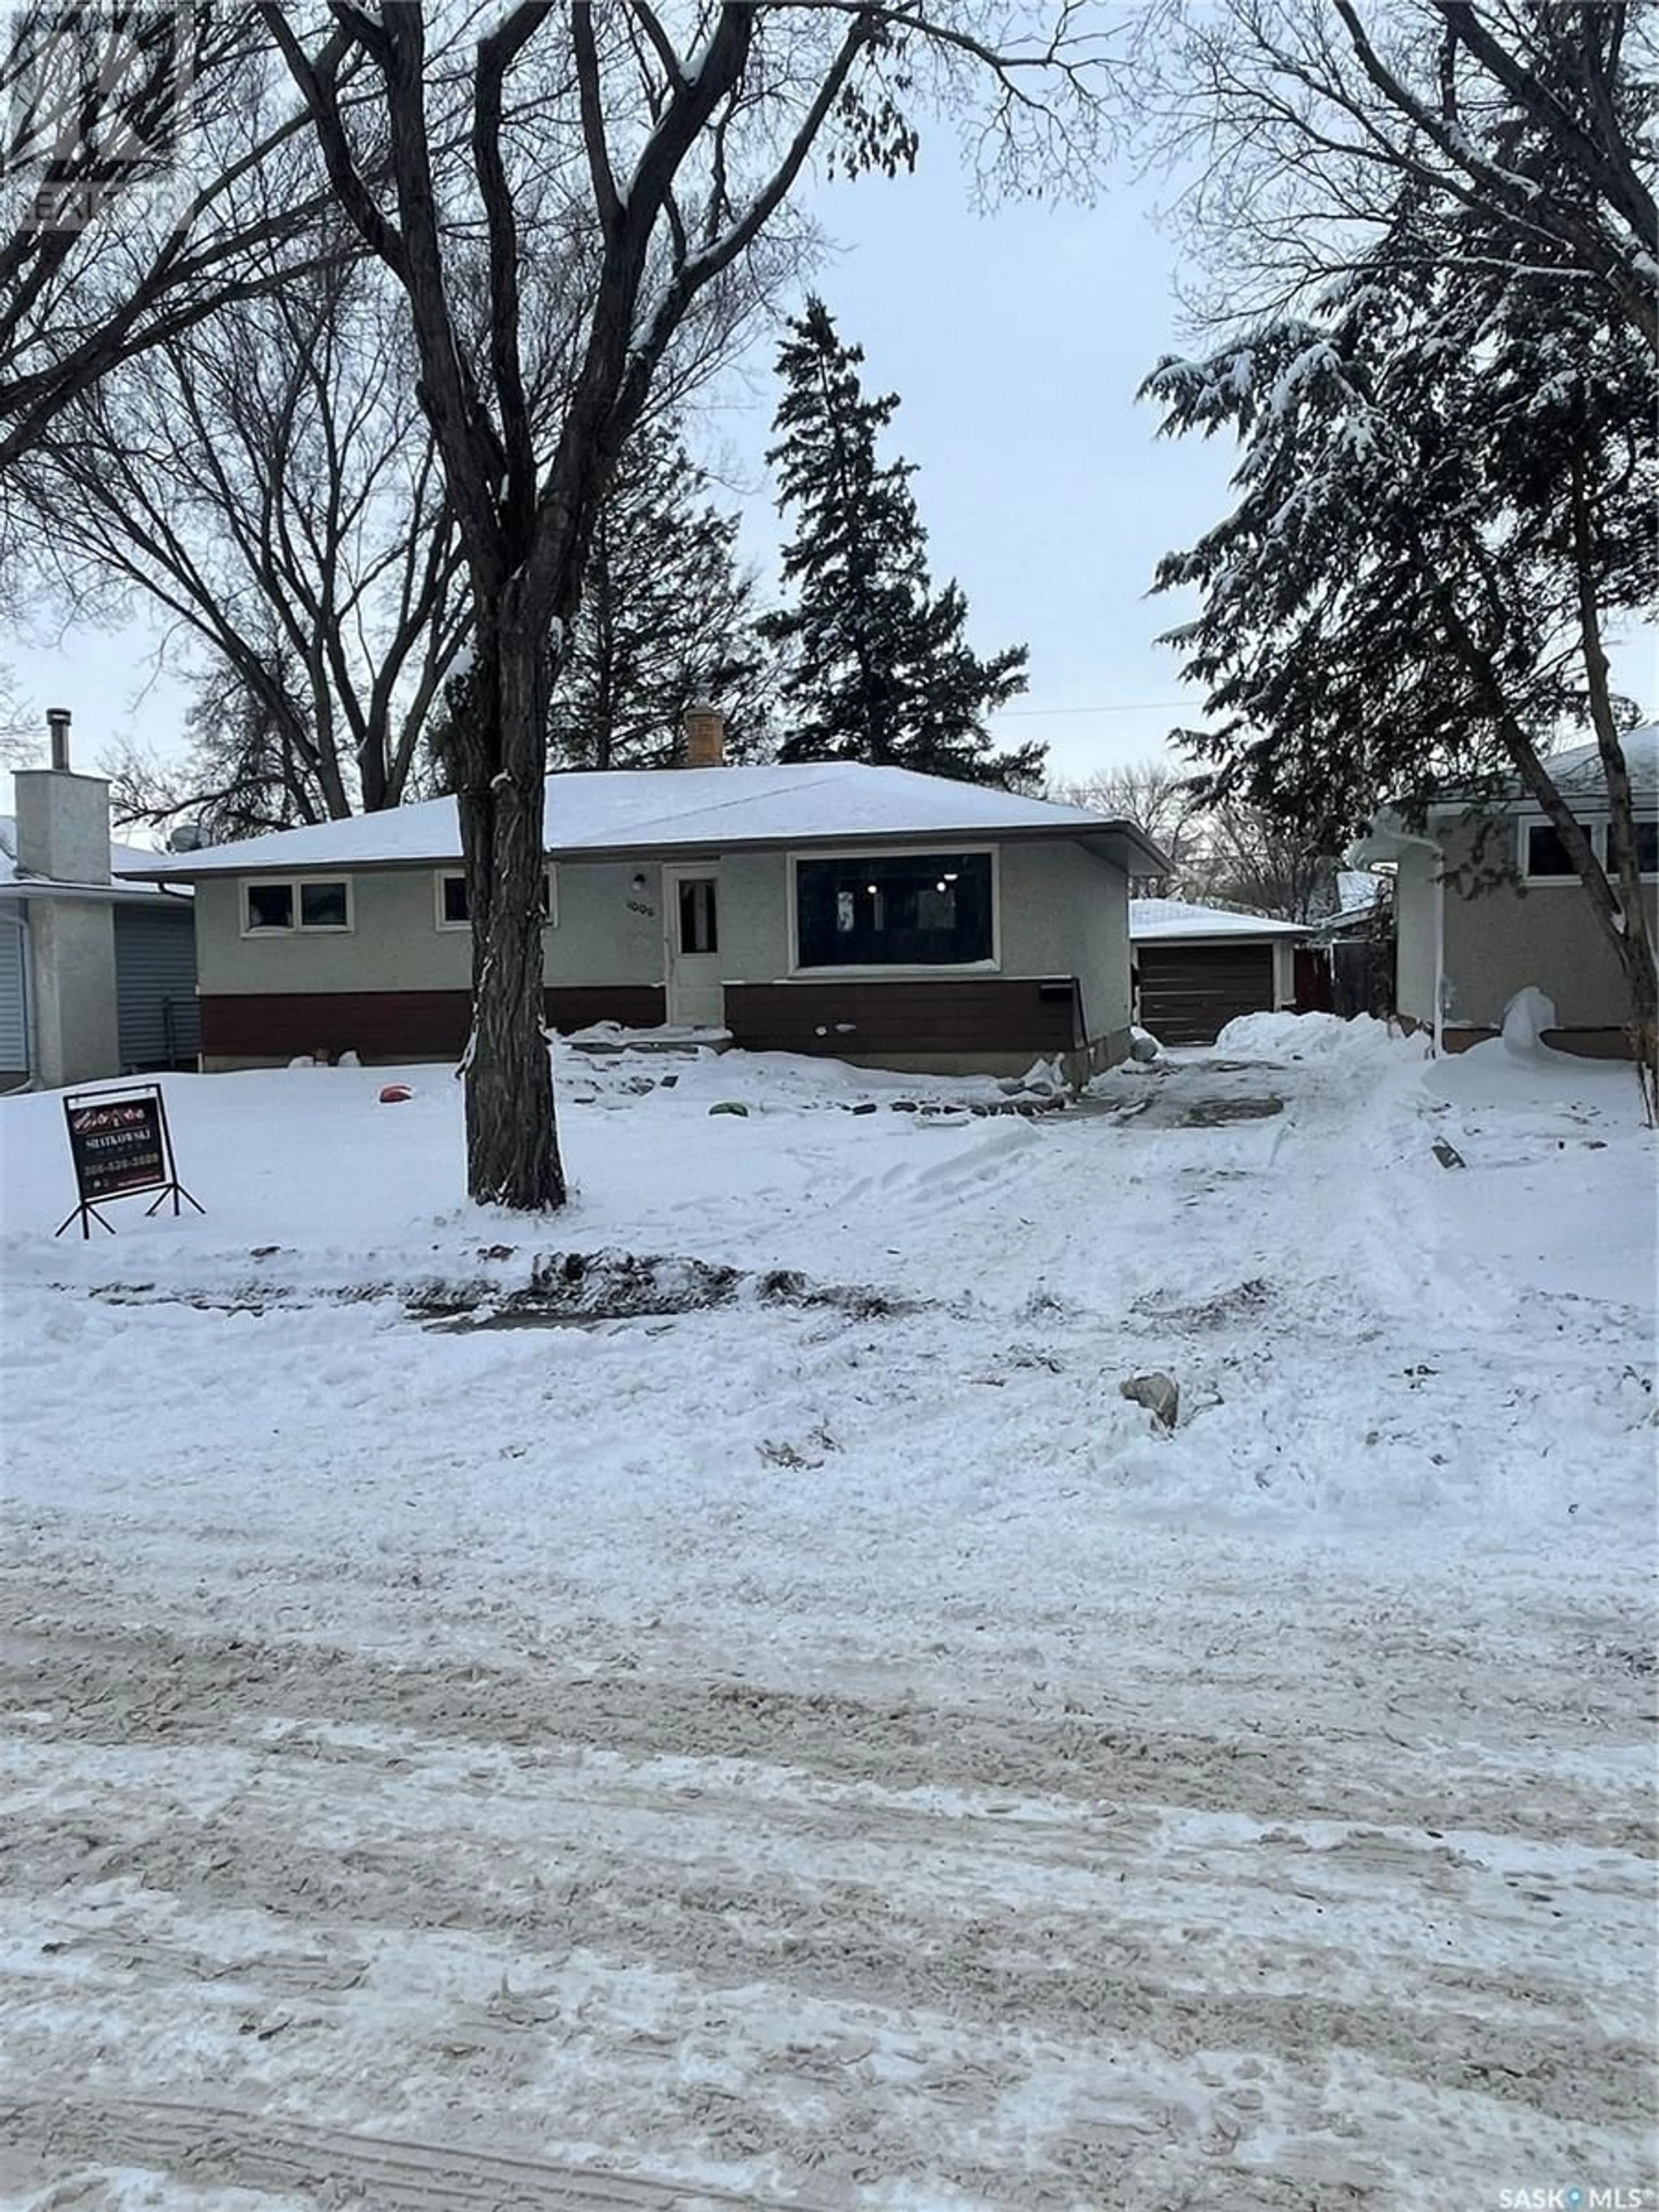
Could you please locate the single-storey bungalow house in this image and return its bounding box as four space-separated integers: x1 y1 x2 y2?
1353 726 1658 1055
1129 898 1307 1045
2 715 198 1090
121 718 1166 1080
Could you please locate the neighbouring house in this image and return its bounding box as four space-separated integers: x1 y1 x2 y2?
1 714 198 1090
120 714 1166 1080
1129 898 1307 1046
1353 726 1659 1055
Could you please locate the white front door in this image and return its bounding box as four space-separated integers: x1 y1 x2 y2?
663 865 725 1029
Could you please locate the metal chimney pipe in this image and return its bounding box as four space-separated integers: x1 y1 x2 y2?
46 707 71 772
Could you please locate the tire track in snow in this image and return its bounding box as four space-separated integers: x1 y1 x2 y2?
0 2097 813 2212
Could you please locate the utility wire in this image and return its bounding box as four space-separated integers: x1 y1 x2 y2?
995 701 1193 719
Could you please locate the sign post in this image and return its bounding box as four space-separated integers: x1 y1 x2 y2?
56 1084 203 1239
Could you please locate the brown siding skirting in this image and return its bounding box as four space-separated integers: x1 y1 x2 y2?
200 986 667 1062
725 976 1086 1060
1433 1023 1635 1060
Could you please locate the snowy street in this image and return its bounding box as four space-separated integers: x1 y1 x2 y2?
0 1022 1654 2212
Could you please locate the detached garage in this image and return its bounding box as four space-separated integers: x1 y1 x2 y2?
1130 899 1307 1046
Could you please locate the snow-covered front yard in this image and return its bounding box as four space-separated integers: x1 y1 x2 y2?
1 1020 1654 2212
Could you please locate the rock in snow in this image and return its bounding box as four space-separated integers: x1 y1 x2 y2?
1120 1371 1180 1430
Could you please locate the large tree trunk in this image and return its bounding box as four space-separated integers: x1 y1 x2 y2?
1571 447 1659 1122
454 601 566 1210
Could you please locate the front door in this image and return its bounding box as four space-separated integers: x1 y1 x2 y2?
663 866 725 1029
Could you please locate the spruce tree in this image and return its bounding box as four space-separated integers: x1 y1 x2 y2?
1144 112 1657 1098
760 298 1039 788
550 417 774 770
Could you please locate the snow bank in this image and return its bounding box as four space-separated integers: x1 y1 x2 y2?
1214 1010 1414 1064
1500 983 1559 1056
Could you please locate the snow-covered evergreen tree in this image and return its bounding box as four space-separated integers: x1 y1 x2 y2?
760 299 1039 789
1144 91 1656 1096
549 418 774 770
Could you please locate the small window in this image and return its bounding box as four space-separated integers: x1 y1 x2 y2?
1522 822 1587 880
242 877 352 934
244 881 293 932
1635 820 1658 877
677 877 718 955
300 880 349 929
796 851 994 969
435 868 557 929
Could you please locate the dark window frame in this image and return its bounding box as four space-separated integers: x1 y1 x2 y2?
791 848 999 973
434 867 558 930
1519 814 1659 884
241 876 354 935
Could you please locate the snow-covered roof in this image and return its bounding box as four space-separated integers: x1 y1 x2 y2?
1130 897 1307 941
0 815 184 903
1337 868 1386 913
118 763 1167 880
1532 723 1659 802
1360 727 1659 854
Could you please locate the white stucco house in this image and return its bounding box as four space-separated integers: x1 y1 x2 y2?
119 723 1167 1081
1354 726 1658 1054
1 718 197 1090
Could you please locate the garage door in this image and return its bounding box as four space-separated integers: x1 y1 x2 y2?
1136 942 1275 1046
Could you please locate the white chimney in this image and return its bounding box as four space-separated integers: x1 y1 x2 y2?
14 708 112 885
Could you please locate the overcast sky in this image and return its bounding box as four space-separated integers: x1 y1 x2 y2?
4 136 1650 807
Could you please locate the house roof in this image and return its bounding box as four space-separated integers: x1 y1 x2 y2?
0 816 187 905
1337 868 1386 913
1130 896 1308 942
115 762 1170 880
1530 723 1659 803
1357 725 1659 861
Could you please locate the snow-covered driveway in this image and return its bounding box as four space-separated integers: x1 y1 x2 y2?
0 1023 1653 2212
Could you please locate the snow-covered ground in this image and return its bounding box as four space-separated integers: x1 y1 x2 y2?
1 1019 1654 2212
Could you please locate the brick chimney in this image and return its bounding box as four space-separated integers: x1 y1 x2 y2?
682 702 726 769
14 707 112 884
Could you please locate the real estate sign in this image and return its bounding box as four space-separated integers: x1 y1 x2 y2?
57 1085 202 1237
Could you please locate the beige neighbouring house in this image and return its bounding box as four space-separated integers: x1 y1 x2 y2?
1353 725 1659 1055
118 718 1166 1081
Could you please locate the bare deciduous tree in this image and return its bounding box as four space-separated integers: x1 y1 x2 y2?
1196 802 1338 922
0 9 353 479
1055 757 1339 915
25 257 469 827
1051 758 1206 893
105 647 330 844
267 0 1118 1210
1153 0 1657 353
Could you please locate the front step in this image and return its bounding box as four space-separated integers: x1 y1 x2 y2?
564 1022 733 1058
